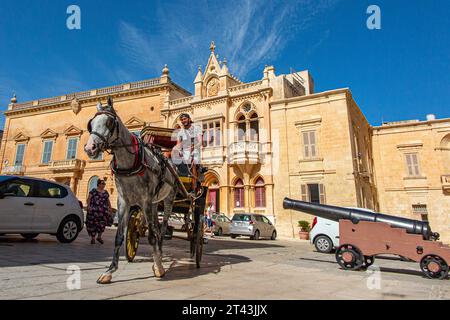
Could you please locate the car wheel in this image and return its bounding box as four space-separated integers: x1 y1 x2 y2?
21 233 39 240
56 217 80 243
217 228 223 236
230 234 237 239
314 235 333 253
271 231 277 240
252 230 260 240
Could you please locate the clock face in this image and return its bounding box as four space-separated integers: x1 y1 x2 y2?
207 78 219 96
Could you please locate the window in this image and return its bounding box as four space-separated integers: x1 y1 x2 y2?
14 144 26 166
236 111 260 142
66 138 78 160
405 153 420 176
202 121 221 147
254 177 266 207
237 115 246 141
37 181 68 198
262 216 270 224
1 179 33 197
234 179 244 208
303 131 317 158
232 214 251 221
412 204 428 221
88 176 99 193
301 184 326 204
249 113 259 141
41 140 54 164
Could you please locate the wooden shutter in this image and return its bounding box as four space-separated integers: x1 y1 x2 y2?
310 131 316 157
319 184 326 204
303 132 309 158
301 184 308 201
411 154 420 175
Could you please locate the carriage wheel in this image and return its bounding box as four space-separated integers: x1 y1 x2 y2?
335 244 364 271
126 209 142 262
420 254 449 280
362 256 375 269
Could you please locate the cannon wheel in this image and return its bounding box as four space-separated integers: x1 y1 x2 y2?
335 244 364 271
420 254 449 280
363 255 375 269
126 209 143 262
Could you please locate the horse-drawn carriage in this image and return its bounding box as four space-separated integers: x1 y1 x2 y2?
125 125 208 268
85 97 209 283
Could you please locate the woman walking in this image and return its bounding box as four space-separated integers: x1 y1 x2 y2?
86 179 112 244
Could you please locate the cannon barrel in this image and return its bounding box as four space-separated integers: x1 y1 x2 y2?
283 197 439 240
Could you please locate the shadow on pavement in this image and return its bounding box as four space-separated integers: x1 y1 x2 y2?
0 230 286 284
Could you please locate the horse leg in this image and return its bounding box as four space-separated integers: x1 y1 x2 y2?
159 191 175 253
145 202 165 278
97 198 129 284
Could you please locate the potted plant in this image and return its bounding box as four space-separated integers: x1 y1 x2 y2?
298 220 311 240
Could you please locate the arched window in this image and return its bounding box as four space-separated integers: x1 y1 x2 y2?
234 179 244 208
249 113 259 141
254 177 266 207
237 115 246 141
88 176 99 193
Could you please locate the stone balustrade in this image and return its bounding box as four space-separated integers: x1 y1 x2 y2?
1 165 26 175
12 78 161 110
229 80 263 93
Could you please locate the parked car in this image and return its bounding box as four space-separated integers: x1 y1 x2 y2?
0 175 84 243
309 207 375 253
211 213 231 236
230 213 277 240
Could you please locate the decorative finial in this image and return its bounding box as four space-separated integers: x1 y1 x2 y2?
11 93 17 104
210 41 216 53
198 65 202 71
223 58 227 65
162 64 169 75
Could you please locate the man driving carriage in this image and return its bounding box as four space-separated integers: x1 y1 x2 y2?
172 113 206 192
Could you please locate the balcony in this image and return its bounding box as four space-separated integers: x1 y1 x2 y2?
49 159 84 173
228 141 260 164
1 165 26 175
201 146 226 165
442 175 450 192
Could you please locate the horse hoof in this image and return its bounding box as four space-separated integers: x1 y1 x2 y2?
152 265 165 278
97 273 112 284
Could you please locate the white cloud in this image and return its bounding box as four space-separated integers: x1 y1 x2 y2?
117 0 339 85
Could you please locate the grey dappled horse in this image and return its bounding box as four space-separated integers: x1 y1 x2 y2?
84 97 178 284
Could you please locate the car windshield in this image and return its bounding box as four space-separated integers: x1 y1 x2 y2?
232 214 251 222
0 176 13 183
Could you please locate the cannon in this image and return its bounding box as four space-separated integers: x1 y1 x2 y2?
283 197 450 280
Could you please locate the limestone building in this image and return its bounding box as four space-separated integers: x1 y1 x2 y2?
1 43 449 241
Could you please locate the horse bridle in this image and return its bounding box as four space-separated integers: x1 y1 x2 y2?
87 111 134 154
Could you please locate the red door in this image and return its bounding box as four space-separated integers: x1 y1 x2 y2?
208 189 219 212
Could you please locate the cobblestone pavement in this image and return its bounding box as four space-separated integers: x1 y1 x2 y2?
0 228 448 300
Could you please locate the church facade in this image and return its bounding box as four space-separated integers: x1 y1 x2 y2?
1 43 449 241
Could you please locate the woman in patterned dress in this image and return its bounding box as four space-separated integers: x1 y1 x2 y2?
86 179 112 244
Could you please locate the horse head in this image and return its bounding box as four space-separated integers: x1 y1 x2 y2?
84 96 119 158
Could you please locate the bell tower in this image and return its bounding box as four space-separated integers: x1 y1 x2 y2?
194 41 239 99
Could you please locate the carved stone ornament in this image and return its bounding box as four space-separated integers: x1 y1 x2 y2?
207 78 219 97
71 98 81 115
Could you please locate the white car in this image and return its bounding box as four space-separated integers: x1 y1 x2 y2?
309 207 374 253
0 175 84 243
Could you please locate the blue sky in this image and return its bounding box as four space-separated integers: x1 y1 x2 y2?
0 0 449 129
